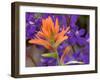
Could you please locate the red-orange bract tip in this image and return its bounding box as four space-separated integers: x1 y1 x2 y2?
29 16 70 50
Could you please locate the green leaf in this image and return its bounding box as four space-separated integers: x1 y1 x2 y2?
42 53 57 58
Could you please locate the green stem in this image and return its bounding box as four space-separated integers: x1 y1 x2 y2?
55 50 62 65
56 51 60 65
53 45 62 65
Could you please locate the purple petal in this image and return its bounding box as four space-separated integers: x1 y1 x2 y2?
77 37 86 46
78 29 85 36
70 15 79 24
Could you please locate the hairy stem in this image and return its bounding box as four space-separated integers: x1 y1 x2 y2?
55 50 63 65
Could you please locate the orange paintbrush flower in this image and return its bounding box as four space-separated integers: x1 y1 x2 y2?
29 16 70 50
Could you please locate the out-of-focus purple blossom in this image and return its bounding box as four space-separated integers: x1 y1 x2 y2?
57 15 68 27
70 15 79 29
39 57 57 66
26 12 42 39
66 15 89 46
72 44 89 64
67 27 88 46
26 24 36 39
26 13 34 23
72 33 90 64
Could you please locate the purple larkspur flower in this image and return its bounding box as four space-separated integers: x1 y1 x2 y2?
26 25 36 39
57 15 68 27
26 12 42 39
67 26 88 46
39 57 57 66
26 12 35 23
72 45 89 64
71 33 90 64
66 15 89 46
70 15 79 29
